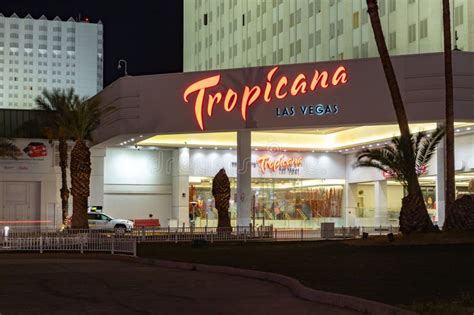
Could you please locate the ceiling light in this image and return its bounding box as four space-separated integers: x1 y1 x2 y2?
199 146 203 149
255 148 259 151
131 138 135 141
456 129 460 132
311 150 315 153
467 127 471 131
214 147 218 150
369 144 373 147
345 149 349 152
229 147 233 150
362 146 365 149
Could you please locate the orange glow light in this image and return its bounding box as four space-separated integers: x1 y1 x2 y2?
183 65 349 130
256 155 303 173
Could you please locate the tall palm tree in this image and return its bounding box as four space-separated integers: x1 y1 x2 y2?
355 127 445 233
441 0 459 230
366 0 435 233
67 96 113 229
0 138 20 158
35 88 78 226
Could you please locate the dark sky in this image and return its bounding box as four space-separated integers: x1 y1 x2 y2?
1 0 184 86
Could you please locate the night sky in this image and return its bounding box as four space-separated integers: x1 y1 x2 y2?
1 0 184 86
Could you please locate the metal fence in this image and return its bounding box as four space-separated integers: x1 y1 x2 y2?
0 225 398 253
0 230 137 256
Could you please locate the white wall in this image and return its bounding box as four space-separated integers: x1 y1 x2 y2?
103 148 173 225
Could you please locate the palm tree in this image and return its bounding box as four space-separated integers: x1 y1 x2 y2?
35 88 78 226
0 138 20 158
354 127 445 233
366 0 436 233
67 96 113 229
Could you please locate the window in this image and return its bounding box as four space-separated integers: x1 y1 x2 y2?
39 35 47 40
353 12 359 29
290 13 295 27
361 9 368 25
309 34 314 48
315 0 321 13
408 0 415 3
329 23 335 39
309 3 314 17
204 13 208 26
389 0 396 13
419 19 428 39
278 48 283 62
361 42 369 57
389 32 396 49
315 30 321 46
290 43 294 56
278 20 283 33
53 26 61 32
296 9 302 24
25 24 33 30
353 46 360 58
454 5 464 27
10 33 18 39
296 39 301 54
10 24 19 30
330 0 335 6
408 24 416 43
337 19 343 36
379 0 386 16
24 34 33 40
39 25 47 31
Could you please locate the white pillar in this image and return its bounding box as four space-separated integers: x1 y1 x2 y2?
237 130 252 226
345 183 358 226
172 148 190 227
436 140 446 227
374 180 388 226
89 148 106 208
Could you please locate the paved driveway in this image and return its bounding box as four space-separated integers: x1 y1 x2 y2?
0 255 359 314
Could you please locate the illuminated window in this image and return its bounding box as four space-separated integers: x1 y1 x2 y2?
353 12 359 29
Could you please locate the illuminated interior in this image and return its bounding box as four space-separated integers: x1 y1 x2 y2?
138 122 474 151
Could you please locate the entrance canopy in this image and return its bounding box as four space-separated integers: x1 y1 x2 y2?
93 51 474 147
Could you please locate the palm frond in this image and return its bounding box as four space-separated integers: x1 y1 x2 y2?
416 126 445 167
0 139 20 159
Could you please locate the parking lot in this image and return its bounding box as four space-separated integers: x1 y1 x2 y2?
0 255 358 314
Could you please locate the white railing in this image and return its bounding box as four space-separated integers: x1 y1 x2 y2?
0 231 136 256
0 225 398 252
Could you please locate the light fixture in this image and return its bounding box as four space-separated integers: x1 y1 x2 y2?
255 148 259 151
199 146 203 149
345 149 349 152
214 147 218 150
369 144 373 147
362 146 366 149
229 147 233 150
467 127 472 131
456 129 460 132
311 150 315 153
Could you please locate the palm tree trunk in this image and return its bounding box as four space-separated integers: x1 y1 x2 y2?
58 139 70 225
442 0 456 228
367 0 435 233
70 140 90 229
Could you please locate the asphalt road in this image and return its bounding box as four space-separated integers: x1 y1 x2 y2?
0 255 359 315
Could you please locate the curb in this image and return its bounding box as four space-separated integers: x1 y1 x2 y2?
135 257 416 315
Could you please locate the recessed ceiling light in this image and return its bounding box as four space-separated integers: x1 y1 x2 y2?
283 149 287 152
456 129 460 132
311 150 315 153
199 146 203 149
369 144 373 147
131 138 135 141
345 149 349 152
338 150 342 152
467 127 472 131
325 150 329 153
362 146 365 149
214 147 218 150
255 148 259 151
229 147 232 150
376 143 380 146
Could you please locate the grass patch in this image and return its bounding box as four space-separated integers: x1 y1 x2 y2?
138 232 474 310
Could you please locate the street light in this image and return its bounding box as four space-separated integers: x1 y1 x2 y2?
117 59 128 76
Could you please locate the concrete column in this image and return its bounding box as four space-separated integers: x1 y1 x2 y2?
345 183 358 226
172 148 190 227
436 140 446 227
89 148 106 208
374 180 388 226
237 130 252 226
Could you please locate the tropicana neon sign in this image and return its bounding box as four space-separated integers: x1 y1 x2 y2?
256 155 303 173
183 65 349 130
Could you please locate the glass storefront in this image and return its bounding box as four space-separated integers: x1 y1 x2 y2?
189 177 344 222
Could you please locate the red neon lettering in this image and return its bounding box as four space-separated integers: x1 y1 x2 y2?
264 67 279 102
275 76 288 99
224 89 238 112
310 71 329 90
207 92 222 117
290 74 307 96
183 65 349 130
183 75 221 130
332 66 348 85
241 86 261 120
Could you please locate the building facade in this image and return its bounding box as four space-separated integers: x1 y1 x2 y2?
0 13 103 109
184 0 473 71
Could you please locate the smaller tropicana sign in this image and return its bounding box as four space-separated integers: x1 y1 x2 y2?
256 155 303 174
183 65 348 130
